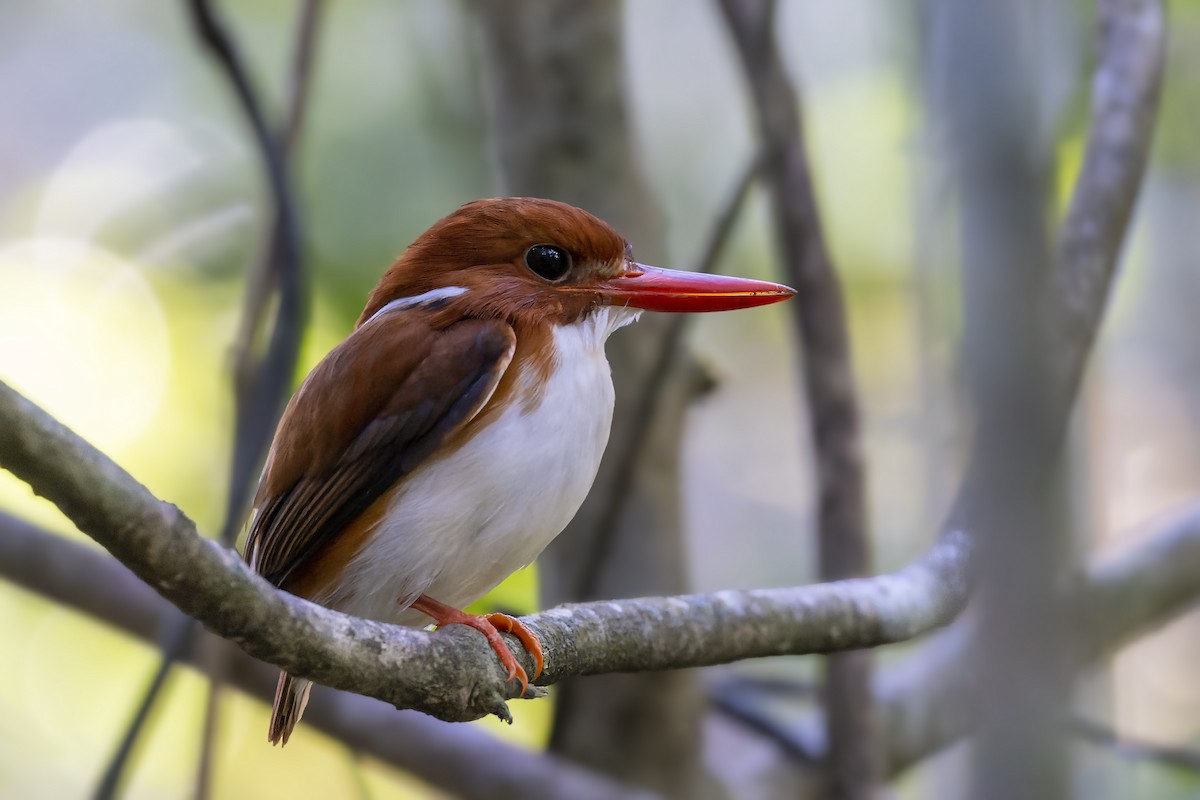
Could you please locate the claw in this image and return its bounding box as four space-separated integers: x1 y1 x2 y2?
487 612 544 679
410 595 542 694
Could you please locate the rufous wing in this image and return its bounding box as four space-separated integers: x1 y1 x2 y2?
244 308 516 588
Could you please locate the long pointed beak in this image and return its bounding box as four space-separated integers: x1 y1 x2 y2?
595 263 796 313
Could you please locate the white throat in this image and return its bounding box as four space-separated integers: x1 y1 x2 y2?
327 306 639 624
577 304 642 347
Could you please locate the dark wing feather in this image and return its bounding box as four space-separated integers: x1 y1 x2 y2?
244 311 516 586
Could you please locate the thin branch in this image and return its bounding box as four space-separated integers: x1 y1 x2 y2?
98 2 321 795
94 619 196 799
280 0 324 157
0 514 650 800
224 0 319 468
1047 0 1165 405
706 674 821 762
711 674 819 699
717 0 875 795
715 0 1166 783
195 0 322 793
194 666 221 800
1072 716 1200 772
709 680 821 764
187 0 308 549
185 0 310 548
0 379 968 724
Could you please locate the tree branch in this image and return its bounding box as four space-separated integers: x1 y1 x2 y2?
877 500 1200 776
717 0 875 795
188 0 309 548
1072 716 1200 772
714 0 1166 782
0 378 968 724
97 2 322 795
10 494 1200 793
1048 0 1165 402
883 0 1161 782
0 513 651 800
194 0 322 793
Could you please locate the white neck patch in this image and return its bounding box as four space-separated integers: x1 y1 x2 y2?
362 286 468 327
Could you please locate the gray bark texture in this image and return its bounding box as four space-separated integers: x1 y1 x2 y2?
716 1 876 796
905 0 1165 794
6 490 1200 797
0 378 968 724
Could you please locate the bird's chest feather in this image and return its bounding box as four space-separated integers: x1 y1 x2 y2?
335 314 627 622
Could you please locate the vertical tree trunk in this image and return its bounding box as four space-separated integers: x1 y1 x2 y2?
472 2 716 797
928 2 1075 797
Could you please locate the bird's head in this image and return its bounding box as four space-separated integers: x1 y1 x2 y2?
358 197 794 329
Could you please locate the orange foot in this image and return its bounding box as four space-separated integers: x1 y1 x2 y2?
409 594 544 695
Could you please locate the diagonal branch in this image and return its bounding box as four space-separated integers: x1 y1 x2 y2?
1047 0 1164 405
717 0 875 795
189 0 309 549
194 1 322 794
0 378 968 724
1072 716 1200 773
0 513 651 800
98 3 321 796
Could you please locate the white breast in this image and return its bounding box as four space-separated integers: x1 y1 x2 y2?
330 306 639 625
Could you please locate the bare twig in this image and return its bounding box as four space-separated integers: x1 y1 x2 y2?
716 0 875 795
98 1 319 796
93 620 195 799
0 379 968 724
1072 716 1200 772
1047 0 1165 407
188 0 308 550
709 679 821 764
196 0 320 792
280 0 324 157
711 674 819 699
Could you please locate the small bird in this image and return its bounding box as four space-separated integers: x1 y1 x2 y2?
244 197 793 744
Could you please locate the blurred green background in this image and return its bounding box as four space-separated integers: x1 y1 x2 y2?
2 1 1200 798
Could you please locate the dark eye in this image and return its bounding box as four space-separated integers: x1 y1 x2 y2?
524 244 571 281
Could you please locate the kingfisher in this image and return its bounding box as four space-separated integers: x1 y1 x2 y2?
243 197 794 744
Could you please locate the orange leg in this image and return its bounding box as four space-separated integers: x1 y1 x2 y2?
409 594 544 695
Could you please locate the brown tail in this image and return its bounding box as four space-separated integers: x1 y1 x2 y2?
268 671 312 746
